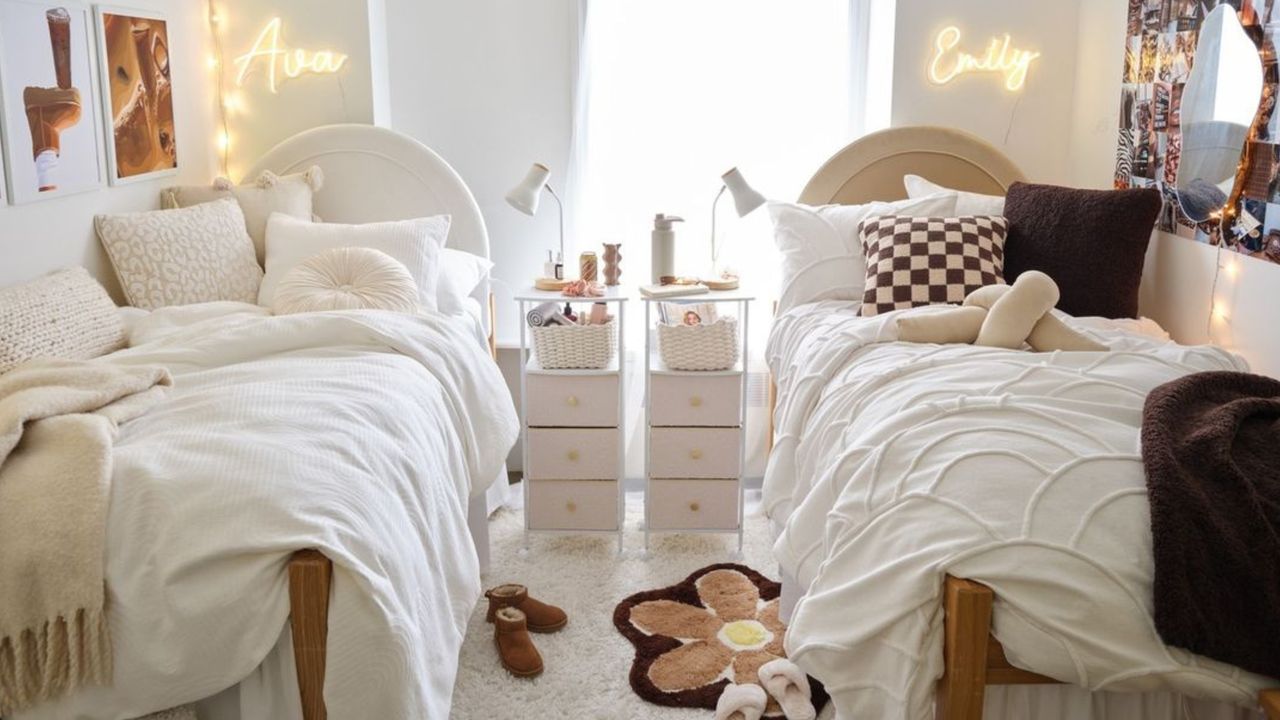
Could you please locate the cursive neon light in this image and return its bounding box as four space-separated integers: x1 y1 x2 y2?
928 26 1040 92
234 17 348 93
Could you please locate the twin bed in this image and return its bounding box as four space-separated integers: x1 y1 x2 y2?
6 125 517 720
765 127 1280 720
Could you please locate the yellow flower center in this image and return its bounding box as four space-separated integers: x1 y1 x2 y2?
719 620 770 651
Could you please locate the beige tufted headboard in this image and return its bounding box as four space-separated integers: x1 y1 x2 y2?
798 126 1026 206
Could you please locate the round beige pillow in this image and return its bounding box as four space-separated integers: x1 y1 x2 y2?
272 247 420 315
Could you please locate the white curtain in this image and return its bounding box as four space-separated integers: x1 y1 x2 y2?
564 0 892 479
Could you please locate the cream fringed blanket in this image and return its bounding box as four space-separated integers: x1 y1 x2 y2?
0 359 171 714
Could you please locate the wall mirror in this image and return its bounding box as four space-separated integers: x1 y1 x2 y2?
1175 4 1263 224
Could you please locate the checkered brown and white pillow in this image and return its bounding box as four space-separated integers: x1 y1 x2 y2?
858 215 1007 316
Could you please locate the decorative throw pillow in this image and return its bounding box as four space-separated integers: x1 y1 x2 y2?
272 247 420 315
767 193 959 315
859 215 1008 316
903 175 1006 216
96 197 264 310
1002 182 1161 319
160 166 324 264
0 267 124 374
260 213 450 313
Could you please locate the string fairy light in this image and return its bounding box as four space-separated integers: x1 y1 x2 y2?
206 0 231 177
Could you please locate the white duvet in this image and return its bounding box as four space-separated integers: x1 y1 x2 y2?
765 301 1274 720
15 303 518 720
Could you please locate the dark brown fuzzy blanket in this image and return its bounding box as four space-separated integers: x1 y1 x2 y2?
1142 371 1280 680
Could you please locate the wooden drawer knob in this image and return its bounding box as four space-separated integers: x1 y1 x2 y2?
567 450 580 461
689 396 703 407
689 449 703 460
689 501 700 512
566 395 579 407
566 501 577 513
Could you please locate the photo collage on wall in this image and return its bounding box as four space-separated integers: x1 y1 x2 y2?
0 0 179 205
1114 0 1280 264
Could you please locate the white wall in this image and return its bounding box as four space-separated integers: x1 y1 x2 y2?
384 0 577 345
0 0 218 301
892 0 1082 183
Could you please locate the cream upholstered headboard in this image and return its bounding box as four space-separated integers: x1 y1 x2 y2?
245 124 492 337
798 126 1026 206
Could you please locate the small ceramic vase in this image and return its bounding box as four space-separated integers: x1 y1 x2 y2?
603 243 622 285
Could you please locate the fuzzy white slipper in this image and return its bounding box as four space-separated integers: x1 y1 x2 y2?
758 658 816 720
715 682 768 720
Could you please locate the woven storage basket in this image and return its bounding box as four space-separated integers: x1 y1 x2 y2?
532 321 617 369
658 316 739 371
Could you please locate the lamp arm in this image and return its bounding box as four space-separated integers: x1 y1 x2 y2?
545 184 565 260
710 185 727 271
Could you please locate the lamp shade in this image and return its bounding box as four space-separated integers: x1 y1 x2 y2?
505 163 551 216
722 167 766 217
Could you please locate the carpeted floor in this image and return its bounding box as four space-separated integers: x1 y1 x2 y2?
450 488 830 719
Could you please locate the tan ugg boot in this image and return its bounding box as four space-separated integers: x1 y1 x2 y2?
485 584 567 633
494 607 544 678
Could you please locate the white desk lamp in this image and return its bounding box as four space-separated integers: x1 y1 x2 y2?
506 163 568 289
709 167 766 290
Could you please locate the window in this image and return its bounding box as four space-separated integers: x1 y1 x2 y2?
564 0 891 476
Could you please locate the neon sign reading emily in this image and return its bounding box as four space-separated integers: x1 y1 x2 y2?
234 17 348 93
928 26 1040 92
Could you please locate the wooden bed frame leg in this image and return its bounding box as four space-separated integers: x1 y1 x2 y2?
1261 689 1280 719
937 577 994 720
289 549 332 720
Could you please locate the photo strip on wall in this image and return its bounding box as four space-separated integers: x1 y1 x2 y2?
1115 0 1280 264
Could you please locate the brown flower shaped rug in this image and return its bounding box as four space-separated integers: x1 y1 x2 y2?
613 563 828 716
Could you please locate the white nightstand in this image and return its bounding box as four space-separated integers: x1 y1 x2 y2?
641 291 752 552
515 288 628 551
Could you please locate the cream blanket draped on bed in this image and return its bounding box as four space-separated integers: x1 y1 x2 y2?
0 360 171 714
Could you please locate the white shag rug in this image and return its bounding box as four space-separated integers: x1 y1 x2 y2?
450 488 832 720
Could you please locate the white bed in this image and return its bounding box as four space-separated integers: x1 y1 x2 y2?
11 125 518 720
764 128 1274 720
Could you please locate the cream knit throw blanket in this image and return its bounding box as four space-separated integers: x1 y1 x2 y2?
0 359 172 714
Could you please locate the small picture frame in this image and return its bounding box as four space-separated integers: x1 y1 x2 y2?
94 4 178 185
0 0 105 203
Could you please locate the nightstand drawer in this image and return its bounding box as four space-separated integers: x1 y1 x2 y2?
527 374 619 428
648 427 741 479
528 428 618 480
648 479 739 530
528 480 618 531
650 374 741 427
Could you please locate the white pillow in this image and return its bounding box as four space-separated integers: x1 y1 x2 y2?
260 213 450 312
904 175 1006 216
437 248 492 316
767 193 959 314
272 247 420 315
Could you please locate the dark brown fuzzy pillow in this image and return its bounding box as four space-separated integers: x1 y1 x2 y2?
1003 183 1161 319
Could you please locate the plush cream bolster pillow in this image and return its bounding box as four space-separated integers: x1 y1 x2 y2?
897 306 987 345
963 275 1108 352
976 271 1060 349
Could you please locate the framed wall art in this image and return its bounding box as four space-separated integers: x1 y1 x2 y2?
94 5 178 184
0 0 105 203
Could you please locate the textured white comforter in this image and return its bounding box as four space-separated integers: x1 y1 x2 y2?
765 301 1274 720
14 303 518 720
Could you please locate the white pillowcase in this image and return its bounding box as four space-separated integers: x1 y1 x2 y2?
437 248 492 317
904 175 1006 216
767 193 959 314
260 213 450 312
